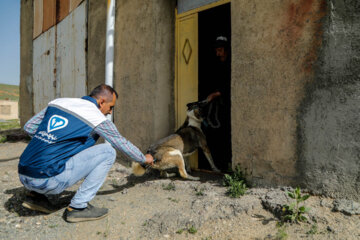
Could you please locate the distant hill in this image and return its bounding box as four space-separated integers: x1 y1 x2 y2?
0 84 19 101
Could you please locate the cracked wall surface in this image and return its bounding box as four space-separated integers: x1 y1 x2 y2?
231 0 360 200
297 0 360 200
231 0 328 186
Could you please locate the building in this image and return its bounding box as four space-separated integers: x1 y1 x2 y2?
20 0 360 200
0 100 18 120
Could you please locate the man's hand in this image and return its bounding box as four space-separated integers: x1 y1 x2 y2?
207 91 221 101
144 154 154 166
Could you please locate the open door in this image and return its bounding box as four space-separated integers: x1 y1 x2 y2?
175 13 199 169
175 0 231 171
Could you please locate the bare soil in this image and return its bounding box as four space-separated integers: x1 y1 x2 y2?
0 142 359 240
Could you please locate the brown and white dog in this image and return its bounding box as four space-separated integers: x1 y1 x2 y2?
132 100 220 180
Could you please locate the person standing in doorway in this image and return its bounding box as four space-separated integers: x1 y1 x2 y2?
203 36 232 171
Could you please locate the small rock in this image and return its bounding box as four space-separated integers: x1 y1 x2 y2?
116 166 131 175
261 189 290 218
15 224 21 228
121 189 128 194
327 225 335 233
333 199 360 216
320 199 332 208
36 222 41 225
163 234 170 238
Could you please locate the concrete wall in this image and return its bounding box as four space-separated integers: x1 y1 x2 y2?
114 0 176 152
231 0 360 200
20 0 34 126
231 0 327 186
87 0 107 92
297 0 360 200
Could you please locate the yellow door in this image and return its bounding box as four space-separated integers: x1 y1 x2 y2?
175 13 199 169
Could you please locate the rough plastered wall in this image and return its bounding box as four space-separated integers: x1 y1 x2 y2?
231 0 360 200
20 0 34 126
114 0 176 152
231 0 327 186
87 0 107 92
297 0 360 200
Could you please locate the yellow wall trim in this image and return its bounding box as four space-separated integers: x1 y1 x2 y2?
176 0 230 19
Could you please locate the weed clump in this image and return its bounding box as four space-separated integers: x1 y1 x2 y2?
223 165 248 198
282 187 310 223
162 182 176 191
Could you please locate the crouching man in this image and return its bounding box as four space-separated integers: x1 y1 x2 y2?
18 84 153 222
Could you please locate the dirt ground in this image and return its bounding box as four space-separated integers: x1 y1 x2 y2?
1 141 360 240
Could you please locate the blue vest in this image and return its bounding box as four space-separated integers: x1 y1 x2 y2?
18 96 107 178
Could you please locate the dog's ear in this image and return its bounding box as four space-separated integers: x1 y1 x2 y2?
187 99 209 109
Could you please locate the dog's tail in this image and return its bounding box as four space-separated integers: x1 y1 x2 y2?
132 162 146 176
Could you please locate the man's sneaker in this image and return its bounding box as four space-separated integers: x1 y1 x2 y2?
64 204 108 223
22 191 58 214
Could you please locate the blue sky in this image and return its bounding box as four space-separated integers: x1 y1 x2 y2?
0 1 20 86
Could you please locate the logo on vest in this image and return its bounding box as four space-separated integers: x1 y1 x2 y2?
47 115 68 133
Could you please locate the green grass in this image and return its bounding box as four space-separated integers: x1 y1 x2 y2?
0 119 20 131
188 226 197 234
162 182 176 191
0 119 21 143
167 197 179 203
0 84 19 101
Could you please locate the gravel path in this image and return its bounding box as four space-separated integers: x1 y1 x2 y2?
1 142 359 240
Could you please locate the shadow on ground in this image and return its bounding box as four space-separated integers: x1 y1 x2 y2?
98 169 224 196
3 187 74 217
3 168 224 217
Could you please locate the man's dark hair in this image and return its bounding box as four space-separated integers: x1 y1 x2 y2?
89 84 118 101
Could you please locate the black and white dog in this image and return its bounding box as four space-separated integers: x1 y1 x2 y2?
132 99 220 180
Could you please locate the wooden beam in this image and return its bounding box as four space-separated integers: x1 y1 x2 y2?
69 0 84 12
42 0 56 32
33 0 43 39
57 0 70 23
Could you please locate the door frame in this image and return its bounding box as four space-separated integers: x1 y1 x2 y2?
175 0 231 128
174 0 231 169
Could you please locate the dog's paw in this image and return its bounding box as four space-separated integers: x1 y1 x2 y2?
187 175 200 181
212 167 221 173
132 162 146 176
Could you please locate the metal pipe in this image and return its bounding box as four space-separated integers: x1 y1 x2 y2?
105 0 116 121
